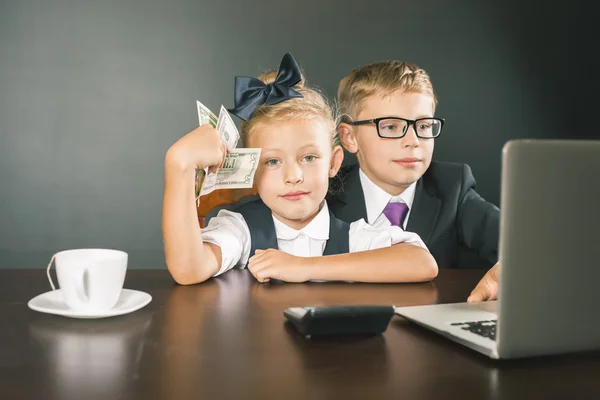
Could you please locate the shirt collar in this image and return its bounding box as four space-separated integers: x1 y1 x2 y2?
359 168 417 224
272 201 330 241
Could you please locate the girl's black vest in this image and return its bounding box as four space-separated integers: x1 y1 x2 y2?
233 199 350 266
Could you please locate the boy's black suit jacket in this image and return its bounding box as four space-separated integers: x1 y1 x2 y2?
327 161 500 269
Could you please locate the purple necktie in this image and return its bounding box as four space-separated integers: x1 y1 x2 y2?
383 202 409 228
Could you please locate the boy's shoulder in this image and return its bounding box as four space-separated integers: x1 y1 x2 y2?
423 160 469 180
421 160 476 197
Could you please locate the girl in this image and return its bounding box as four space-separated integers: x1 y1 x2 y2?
162 53 437 285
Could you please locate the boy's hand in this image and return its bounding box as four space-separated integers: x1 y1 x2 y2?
467 263 500 302
248 249 312 283
166 124 227 173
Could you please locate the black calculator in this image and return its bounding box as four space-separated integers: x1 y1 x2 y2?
283 305 395 337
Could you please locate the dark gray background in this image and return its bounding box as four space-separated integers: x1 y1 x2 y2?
0 0 596 268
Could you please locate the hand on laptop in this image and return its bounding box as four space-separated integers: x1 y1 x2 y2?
467 263 499 302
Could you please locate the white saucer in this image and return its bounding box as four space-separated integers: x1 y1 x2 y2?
27 289 152 319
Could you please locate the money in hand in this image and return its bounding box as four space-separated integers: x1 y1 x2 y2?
194 101 260 199
199 148 262 196
216 105 240 150
197 101 218 128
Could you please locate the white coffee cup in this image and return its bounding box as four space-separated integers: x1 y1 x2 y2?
46 249 128 313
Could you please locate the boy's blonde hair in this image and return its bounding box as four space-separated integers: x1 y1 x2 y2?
241 71 340 147
337 60 437 121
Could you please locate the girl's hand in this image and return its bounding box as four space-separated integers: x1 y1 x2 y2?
248 249 313 283
166 124 228 173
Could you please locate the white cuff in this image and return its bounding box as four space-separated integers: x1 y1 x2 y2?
201 210 251 276
349 219 428 252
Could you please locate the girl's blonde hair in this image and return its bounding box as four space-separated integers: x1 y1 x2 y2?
241 71 339 147
337 60 437 122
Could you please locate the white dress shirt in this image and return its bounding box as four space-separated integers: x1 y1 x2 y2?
201 202 426 277
359 169 417 229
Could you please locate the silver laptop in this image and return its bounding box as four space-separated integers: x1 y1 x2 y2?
395 139 600 359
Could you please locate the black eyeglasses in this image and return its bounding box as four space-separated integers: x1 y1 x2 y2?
348 117 445 139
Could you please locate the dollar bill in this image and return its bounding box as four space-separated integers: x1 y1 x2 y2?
194 101 259 199
216 105 240 150
197 100 217 128
196 101 240 150
199 148 262 196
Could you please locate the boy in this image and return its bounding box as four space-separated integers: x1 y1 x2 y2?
328 60 500 275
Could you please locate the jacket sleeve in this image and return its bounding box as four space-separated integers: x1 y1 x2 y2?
456 164 500 266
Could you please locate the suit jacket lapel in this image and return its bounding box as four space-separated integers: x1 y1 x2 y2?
333 166 368 223
406 178 441 245
323 212 350 255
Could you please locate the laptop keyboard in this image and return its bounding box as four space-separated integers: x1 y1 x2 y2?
450 320 497 340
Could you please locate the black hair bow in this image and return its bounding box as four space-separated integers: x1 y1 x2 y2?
228 52 304 121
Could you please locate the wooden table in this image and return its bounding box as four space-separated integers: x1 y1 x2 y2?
1 269 599 400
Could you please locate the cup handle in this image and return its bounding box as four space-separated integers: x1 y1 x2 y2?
46 255 89 304
46 254 57 291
